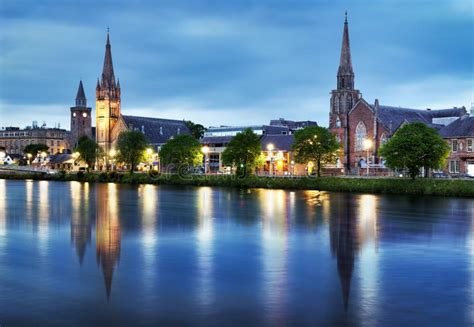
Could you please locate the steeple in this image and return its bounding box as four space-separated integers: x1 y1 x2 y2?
101 31 116 88
337 12 354 90
75 80 87 107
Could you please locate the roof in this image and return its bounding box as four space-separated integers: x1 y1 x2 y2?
201 136 234 144
260 134 294 151
50 154 73 164
439 116 474 138
122 115 190 145
371 105 466 131
76 80 86 101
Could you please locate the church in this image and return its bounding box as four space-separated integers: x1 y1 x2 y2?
70 32 190 154
329 14 468 174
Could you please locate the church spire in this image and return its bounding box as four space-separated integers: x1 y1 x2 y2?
337 12 354 90
75 80 87 107
101 30 115 88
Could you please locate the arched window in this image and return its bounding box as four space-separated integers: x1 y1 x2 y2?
355 121 366 151
335 116 341 128
380 133 388 145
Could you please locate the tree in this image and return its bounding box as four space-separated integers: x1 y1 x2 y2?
24 143 49 156
222 128 262 176
116 130 150 173
379 122 450 179
292 126 340 177
75 136 99 172
159 134 203 172
185 121 207 139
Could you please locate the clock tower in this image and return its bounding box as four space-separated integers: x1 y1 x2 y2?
70 80 92 147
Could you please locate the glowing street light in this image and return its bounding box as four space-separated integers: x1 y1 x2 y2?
363 138 373 176
201 146 210 174
267 143 274 175
146 148 153 155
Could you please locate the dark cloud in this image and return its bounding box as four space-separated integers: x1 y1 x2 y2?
0 0 472 129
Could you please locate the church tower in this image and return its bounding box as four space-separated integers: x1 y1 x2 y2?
96 32 121 153
330 13 361 172
70 80 92 147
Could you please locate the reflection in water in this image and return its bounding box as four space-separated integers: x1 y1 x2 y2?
357 195 379 324
139 184 158 283
96 184 121 300
260 189 289 324
0 180 6 252
330 193 357 311
37 181 49 254
70 182 91 265
196 187 214 309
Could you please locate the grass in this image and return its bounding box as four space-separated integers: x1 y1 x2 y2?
0 171 473 197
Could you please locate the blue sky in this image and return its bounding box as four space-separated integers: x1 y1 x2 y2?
0 0 472 129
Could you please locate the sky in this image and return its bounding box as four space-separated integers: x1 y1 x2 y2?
0 0 472 129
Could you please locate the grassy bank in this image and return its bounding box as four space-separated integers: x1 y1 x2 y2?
1 171 473 197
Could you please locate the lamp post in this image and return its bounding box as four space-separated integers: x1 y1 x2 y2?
267 143 274 176
27 153 32 165
146 148 153 172
363 138 373 177
109 149 116 171
201 146 209 174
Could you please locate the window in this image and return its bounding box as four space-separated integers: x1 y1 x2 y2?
467 139 473 152
380 133 388 145
355 121 367 151
159 127 163 135
335 117 341 128
452 139 458 152
449 160 460 173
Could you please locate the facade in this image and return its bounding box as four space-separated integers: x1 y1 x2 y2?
0 124 70 156
439 115 474 176
70 80 92 147
94 33 189 156
329 14 469 175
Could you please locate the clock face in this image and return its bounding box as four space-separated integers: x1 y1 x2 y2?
73 112 76 117
82 112 88 118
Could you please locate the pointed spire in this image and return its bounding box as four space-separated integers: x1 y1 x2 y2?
337 12 355 90
101 29 115 88
75 80 87 107
96 78 100 90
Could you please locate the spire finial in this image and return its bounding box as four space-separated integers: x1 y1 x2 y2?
345 11 348 23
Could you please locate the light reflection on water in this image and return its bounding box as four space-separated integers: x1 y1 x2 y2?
0 180 473 326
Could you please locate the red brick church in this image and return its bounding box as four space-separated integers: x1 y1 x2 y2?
329 14 467 174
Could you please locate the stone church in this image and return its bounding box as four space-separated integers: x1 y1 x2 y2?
329 14 467 174
72 32 190 154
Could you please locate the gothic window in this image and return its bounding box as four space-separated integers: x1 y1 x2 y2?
335 117 341 128
355 121 367 151
380 133 388 145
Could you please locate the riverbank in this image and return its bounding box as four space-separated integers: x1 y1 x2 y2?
1 171 473 197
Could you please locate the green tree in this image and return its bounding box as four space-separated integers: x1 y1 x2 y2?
379 122 450 179
222 128 262 176
116 130 150 173
23 143 49 156
292 126 340 177
159 134 203 172
185 121 207 139
75 136 99 172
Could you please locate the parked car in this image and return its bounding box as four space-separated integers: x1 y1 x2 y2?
432 172 450 179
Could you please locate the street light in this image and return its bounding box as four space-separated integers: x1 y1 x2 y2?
27 153 32 165
363 138 373 176
109 149 116 171
267 143 274 176
201 146 209 174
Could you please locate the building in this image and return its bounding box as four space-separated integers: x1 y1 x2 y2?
439 115 474 176
201 119 317 175
329 14 468 175
70 80 92 147
94 32 189 155
0 124 70 156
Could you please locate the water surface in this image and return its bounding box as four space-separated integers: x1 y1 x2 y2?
0 180 473 326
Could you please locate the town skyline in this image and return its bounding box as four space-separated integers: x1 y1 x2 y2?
1 0 472 129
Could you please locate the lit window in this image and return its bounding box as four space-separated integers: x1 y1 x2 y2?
355 121 367 151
